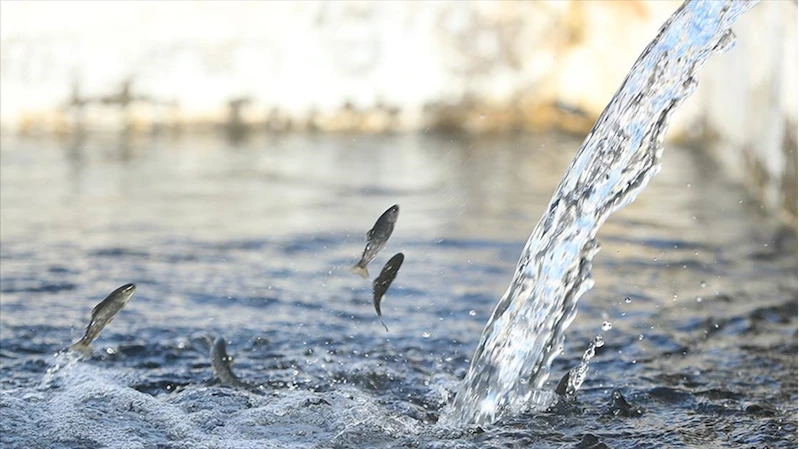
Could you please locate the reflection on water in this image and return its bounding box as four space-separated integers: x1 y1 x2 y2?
3 131 777 244
2 133 575 244
0 132 795 448
0 134 792 258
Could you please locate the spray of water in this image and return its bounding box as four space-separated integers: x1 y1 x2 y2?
442 0 760 426
40 350 83 389
560 335 605 399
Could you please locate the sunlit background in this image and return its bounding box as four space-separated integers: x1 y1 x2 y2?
1 1 796 220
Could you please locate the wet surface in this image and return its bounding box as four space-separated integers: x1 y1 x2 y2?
1 132 796 448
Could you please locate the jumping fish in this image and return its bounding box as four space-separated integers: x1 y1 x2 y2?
372 252 404 332
351 204 399 279
210 337 251 389
69 283 136 358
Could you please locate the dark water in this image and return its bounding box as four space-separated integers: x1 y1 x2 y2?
1 132 796 448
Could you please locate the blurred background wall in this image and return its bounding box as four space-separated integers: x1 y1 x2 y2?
0 0 796 222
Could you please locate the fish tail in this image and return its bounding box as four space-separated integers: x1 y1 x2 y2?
350 264 369 279
380 318 389 332
69 340 92 359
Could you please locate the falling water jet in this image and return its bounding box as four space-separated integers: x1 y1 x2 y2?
441 0 760 427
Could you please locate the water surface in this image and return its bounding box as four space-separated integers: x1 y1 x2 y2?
1 132 796 448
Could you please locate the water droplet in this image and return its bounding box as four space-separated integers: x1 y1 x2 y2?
601 321 613 331
696 297 703 303
700 281 707 288
422 332 431 338
624 296 632 304
468 310 476 316
592 335 605 348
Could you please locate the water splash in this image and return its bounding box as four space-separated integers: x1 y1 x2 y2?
559 335 605 399
40 350 83 389
441 0 759 426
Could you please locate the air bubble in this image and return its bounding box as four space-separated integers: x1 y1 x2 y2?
624 296 632 304
601 321 613 331
422 332 431 338
696 297 703 303
700 281 706 288
468 310 476 316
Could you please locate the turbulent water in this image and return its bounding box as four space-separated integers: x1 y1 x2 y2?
1 3 797 449
442 0 763 426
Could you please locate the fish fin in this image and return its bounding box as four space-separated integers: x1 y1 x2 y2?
69 341 92 359
350 264 369 279
366 228 374 240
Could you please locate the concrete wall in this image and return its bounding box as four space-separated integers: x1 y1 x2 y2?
698 1 797 224
1 1 796 222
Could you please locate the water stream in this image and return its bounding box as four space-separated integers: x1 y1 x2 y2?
442 0 760 426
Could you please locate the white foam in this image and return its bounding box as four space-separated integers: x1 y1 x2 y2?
6 361 462 448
